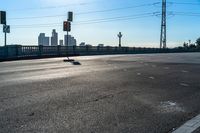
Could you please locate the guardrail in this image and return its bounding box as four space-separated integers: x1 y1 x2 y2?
0 45 199 61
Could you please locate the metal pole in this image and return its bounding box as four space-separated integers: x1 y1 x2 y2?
118 32 122 48
5 32 6 46
119 37 121 47
67 31 69 47
4 25 7 46
66 31 69 59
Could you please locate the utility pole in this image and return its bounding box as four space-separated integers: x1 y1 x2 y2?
4 24 7 46
118 32 122 47
160 0 167 49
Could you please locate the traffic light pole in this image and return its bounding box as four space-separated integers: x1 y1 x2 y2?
67 31 68 47
4 24 7 46
5 30 6 46
66 31 69 60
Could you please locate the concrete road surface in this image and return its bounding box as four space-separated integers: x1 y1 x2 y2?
0 53 200 133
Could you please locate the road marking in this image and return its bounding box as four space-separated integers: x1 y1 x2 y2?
164 67 170 69
137 73 141 76
182 70 189 73
149 76 155 79
180 83 189 87
151 65 157 68
172 114 200 133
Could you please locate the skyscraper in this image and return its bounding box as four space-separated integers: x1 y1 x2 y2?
51 29 58 46
59 40 63 46
38 33 49 46
64 35 77 46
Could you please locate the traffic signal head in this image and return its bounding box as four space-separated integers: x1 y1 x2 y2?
0 11 6 25
63 21 71 32
68 12 73 22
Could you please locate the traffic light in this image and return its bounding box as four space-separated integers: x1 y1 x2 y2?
63 21 71 32
68 12 73 22
0 11 6 24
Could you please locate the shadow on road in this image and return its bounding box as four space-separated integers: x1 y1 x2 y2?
63 58 81 65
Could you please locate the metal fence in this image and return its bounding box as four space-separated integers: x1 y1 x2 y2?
0 45 199 61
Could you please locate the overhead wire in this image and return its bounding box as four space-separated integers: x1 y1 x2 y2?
9 2 160 20
12 12 158 29
168 2 200 6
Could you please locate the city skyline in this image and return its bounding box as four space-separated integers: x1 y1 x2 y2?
38 29 77 46
0 0 200 47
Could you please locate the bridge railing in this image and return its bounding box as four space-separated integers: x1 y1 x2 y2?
0 45 199 60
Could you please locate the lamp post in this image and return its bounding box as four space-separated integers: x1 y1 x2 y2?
118 32 122 48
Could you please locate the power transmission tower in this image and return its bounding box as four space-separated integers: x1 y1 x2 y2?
160 0 167 49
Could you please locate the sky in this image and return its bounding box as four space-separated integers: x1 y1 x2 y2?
0 0 200 48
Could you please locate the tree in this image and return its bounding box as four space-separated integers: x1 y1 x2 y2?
183 42 188 48
196 37 200 46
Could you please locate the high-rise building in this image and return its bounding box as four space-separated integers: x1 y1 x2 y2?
64 35 77 46
59 40 64 46
51 29 58 46
38 33 49 46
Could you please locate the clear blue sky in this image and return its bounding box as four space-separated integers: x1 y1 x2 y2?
0 0 200 48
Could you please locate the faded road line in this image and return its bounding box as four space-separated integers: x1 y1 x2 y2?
173 114 200 133
180 83 189 87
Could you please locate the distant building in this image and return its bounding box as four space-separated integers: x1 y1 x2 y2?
98 44 104 47
79 42 86 47
38 33 49 46
86 44 92 47
59 40 63 46
51 29 58 46
64 35 77 46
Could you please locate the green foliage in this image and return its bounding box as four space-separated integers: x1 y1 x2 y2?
196 37 200 46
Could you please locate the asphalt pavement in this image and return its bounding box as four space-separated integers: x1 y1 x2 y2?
0 53 200 133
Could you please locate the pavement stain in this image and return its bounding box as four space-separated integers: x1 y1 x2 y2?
158 101 185 113
28 112 35 117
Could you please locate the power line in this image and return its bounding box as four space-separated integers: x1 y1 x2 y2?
75 15 154 25
7 2 94 11
9 14 66 20
7 1 160 11
9 2 160 20
77 13 155 23
168 11 200 17
12 13 156 29
76 2 160 15
168 2 200 6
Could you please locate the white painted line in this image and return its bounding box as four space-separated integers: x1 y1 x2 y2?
137 73 141 76
151 65 157 68
164 67 170 69
180 83 189 87
149 76 155 79
123 69 127 71
172 114 200 133
182 70 189 73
